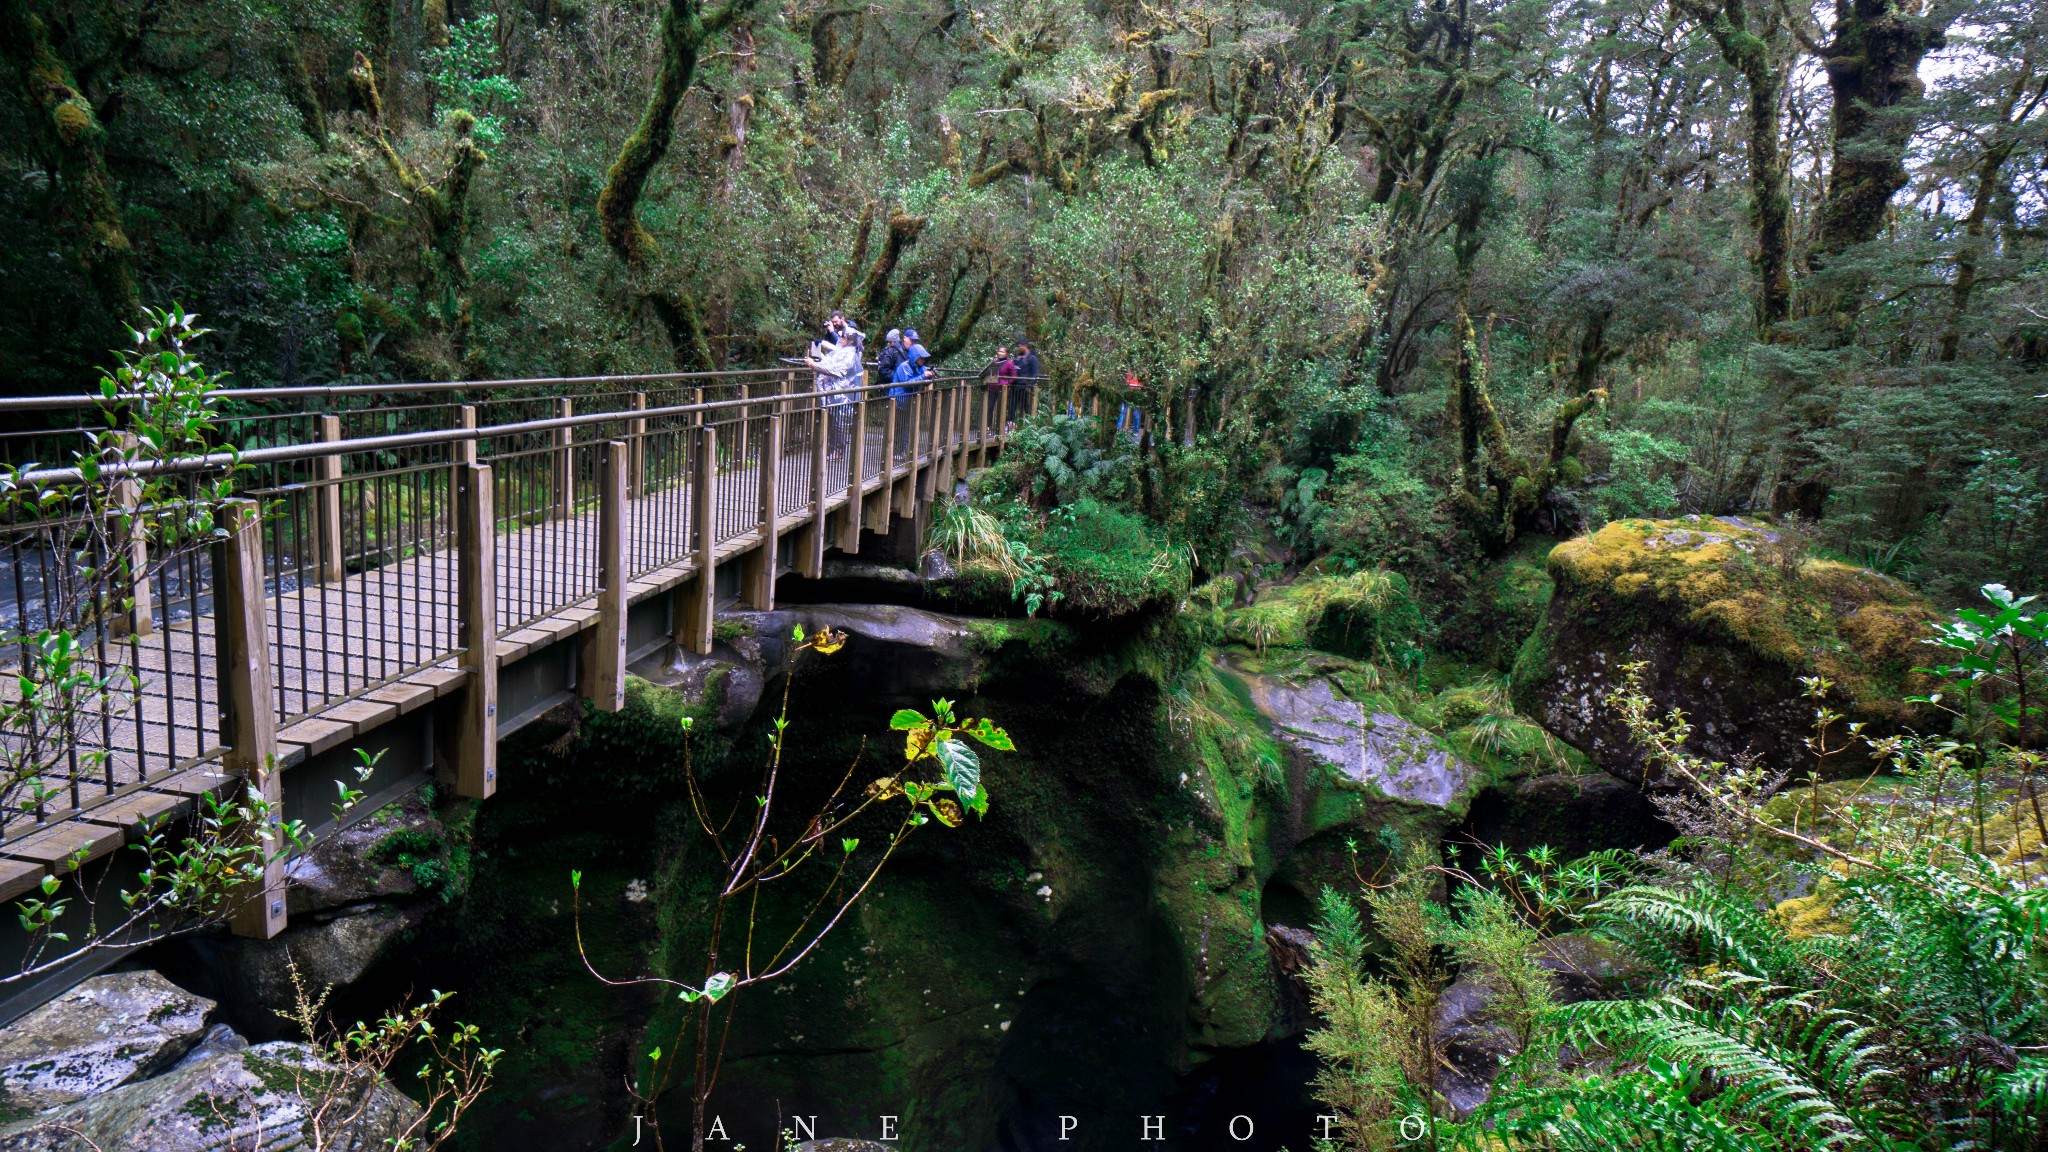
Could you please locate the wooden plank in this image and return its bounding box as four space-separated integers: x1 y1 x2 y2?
277 715 353 758
363 680 438 716
456 462 497 799
0 859 45 903
583 440 627 713
81 790 188 832
219 499 286 939
148 766 237 798
6 820 123 869
321 697 400 733
404 666 469 696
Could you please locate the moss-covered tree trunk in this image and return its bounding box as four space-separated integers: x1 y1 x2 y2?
1810 0 1945 266
0 0 139 323
596 0 758 372
1685 0 1793 332
350 53 485 369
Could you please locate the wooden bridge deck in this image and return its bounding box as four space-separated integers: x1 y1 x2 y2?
0 404 1000 899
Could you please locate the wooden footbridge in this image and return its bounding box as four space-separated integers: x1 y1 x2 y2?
0 369 1037 998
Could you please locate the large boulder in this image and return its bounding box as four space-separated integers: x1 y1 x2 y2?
1513 517 1939 785
1235 670 1473 806
0 1041 419 1151
178 903 433 1039
0 971 214 1114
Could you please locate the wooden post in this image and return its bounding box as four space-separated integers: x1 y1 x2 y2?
951 384 968 481
553 397 574 520
693 387 705 425
455 463 497 799
804 406 828 578
456 405 478 466
982 384 997 465
315 414 343 583
895 393 922 518
627 392 647 498
674 425 717 656
219 499 284 940
109 432 153 638
743 414 781 609
583 441 627 713
841 396 868 553
870 398 896 533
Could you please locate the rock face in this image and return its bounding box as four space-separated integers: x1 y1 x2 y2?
283 798 445 916
1227 657 1474 807
0 971 215 1113
0 1040 420 1151
177 903 433 1041
1513 517 1939 785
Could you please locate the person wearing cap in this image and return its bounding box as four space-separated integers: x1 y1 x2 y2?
875 327 904 385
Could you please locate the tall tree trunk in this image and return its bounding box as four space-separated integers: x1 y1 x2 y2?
1687 0 1792 331
0 0 139 323
1940 142 2012 362
597 0 758 371
719 24 755 199
1811 0 1945 264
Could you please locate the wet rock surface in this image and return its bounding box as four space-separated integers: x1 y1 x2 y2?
0 971 215 1114
284 800 444 916
1227 658 1473 806
175 903 433 1040
0 1039 419 1151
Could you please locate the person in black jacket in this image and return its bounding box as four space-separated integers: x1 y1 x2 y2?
1011 341 1042 421
874 328 904 386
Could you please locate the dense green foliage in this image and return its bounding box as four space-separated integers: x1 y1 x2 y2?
4 0 2041 603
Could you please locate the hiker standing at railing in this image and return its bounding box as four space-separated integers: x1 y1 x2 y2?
1012 340 1041 424
804 328 862 460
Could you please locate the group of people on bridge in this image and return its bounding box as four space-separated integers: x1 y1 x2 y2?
800 309 1042 456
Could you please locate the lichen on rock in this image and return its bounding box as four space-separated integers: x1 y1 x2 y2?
1513 516 1940 784
0 971 215 1115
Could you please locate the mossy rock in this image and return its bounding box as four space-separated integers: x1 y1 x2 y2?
1512 517 1940 785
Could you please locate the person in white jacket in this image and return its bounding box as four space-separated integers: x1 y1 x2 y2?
804 328 862 459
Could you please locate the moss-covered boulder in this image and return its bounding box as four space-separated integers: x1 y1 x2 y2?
1512 517 1939 785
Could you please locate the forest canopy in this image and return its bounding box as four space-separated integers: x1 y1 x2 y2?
0 0 2042 597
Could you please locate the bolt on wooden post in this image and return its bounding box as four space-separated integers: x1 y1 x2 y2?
218 499 285 940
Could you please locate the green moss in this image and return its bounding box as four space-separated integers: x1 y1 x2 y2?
712 617 751 643
1546 517 1939 709
1198 569 1425 661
